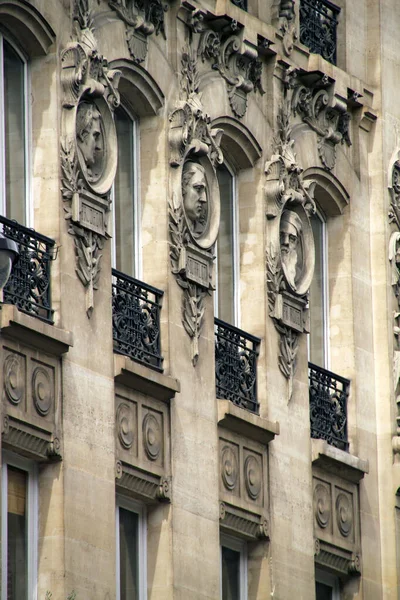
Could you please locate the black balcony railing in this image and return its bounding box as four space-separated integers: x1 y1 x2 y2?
230 0 247 10
215 318 260 414
309 362 349 451
0 216 54 323
112 269 164 371
299 0 340 65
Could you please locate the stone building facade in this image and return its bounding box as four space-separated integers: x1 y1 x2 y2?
0 0 399 598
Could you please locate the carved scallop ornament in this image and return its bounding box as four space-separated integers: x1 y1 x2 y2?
32 366 53 416
244 454 262 501
143 412 161 461
221 445 239 491
314 483 331 529
4 353 25 406
117 402 135 450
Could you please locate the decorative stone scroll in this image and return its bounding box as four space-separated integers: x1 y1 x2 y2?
278 0 297 56
169 45 223 365
60 0 121 316
265 78 316 398
290 71 351 170
187 10 265 118
109 0 169 63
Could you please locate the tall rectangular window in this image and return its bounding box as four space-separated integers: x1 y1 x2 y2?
309 210 328 367
315 569 340 599
0 34 29 224
221 535 247 600
116 497 146 600
1 454 38 600
113 105 140 278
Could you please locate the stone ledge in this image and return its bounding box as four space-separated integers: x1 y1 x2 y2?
115 460 171 504
311 439 369 483
217 399 279 445
219 501 269 541
114 354 180 402
0 304 73 356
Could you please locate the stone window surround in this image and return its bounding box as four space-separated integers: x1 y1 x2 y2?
220 532 248 600
116 494 147 600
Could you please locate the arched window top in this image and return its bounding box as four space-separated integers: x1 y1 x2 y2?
212 116 262 170
303 167 350 216
109 59 164 118
0 0 55 57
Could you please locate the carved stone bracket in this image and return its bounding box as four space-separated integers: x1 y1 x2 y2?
109 0 169 63
219 502 269 540
278 0 297 56
169 46 223 365
265 85 316 398
115 460 171 503
314 539 361 577
187 10 265 118
61 0 121 317
2 415 62 462
290 71 352 170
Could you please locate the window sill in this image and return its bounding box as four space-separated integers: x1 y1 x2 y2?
0 304 73 356
217 399 279 444
114 354 180 402
311 439 369 483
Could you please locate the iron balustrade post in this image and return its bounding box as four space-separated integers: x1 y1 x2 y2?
215 317 260 414
299 0 340 65
308 362 349 450
0 216 55 323
112 268 164 371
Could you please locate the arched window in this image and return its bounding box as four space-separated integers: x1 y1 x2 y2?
112 104 140 278
216 161 240 326
0 33 29 224
309 208 328 367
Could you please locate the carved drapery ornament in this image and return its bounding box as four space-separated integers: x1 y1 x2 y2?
109 0 168 63
290 72 351 170
61 0 121 316
187 10 265 118
169 46 223 365
266 78 316 398
389 160 400 452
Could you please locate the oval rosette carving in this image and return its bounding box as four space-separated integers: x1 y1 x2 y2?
314 483 331 529
244 455 262 500
4 354 24 405
143 413 161 461
32 367 53 416
221 445 238 491
117 402 134 450
336 492 353 537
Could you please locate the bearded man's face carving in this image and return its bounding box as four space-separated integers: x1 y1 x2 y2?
280 210 302 290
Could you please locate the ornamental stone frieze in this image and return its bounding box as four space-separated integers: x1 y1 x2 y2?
265 75 316 398
186 9 265 118
168 45 223 365
109 0 169 63
60 0 121 316
289 70 352 170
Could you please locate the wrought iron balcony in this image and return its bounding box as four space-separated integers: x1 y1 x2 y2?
230 0 247 10
309 362 349 451
0 216 55 323
215 318 260 414
112 269 164 371
299 0 340 65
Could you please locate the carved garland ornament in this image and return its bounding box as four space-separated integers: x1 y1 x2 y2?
169 46 223 365
109 0 169 63
265 78 316 398
61 0 121 316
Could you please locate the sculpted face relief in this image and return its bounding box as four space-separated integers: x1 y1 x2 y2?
280 209 303 290
76 102 104 180
182 162 208 234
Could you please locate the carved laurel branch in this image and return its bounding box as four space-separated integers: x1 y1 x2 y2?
60 137 83 214
266 243 283 314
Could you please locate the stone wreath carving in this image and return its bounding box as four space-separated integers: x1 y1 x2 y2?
109 0 168 63
266 79 316 398
290 71 351 170
187 9 264 118
61 0 121 316
169 46 223 365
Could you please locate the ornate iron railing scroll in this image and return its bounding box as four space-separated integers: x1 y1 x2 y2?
299 0 340 65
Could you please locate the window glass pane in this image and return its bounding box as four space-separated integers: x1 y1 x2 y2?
217 164 235 324
221 545 240 600
119 507 139 600
309 213 325 366
114 106 136 276
7 466 27 600
316 581 333 600
4 40 26 224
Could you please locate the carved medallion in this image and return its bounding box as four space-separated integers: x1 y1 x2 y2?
143 412 161 461
314 483 331 529
336 492 353 538
32 366 53 417
117 402 135 450
221 445 239 491
4 353 24 405
244 454 262 500
61 0 120 317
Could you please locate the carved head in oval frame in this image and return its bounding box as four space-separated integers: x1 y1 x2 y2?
279 204 315 296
